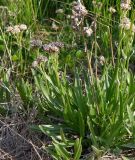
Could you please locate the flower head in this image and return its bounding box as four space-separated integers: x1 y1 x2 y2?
120 0 131 10
132 24 135 33
71 1 88 31
6 26 13 32
11 25 20 34
120 17 131 30
73 2 88 17
19 24 27 31
6 24 27 34
56 9 64 14
30 39 43 48
32 55 48 68
109 7 116 13
43 44 50 52
43 42 64 53
49 42 64 48
49 45 59 52
92 1 103 8
99 55 105 65
83 27 93 37
51 22 59 31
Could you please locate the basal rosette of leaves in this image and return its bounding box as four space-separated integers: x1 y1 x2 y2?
32 61 135 159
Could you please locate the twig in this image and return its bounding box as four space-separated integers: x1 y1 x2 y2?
0 120 45 159
29 140 43 160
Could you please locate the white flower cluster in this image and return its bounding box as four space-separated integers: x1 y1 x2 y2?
71 1 88 30
92 1 103 8
32 55 48 68
109 7 116 14
43 42 64 53
83 27 93 37
30 39 43 48
120 17 135 32
6 24 27 34
120 0 131 10
56 9 64 14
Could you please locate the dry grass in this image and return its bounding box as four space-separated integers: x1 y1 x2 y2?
0 117 123 160
0 97 124 160
0 103 51 160
0 109 133 160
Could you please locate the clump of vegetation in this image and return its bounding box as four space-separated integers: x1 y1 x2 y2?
0 0 135 159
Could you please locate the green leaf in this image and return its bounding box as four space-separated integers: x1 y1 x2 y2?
78 111 85 137
53 138 71 160
87 116 98 147
122 156 130 160
91 146 104 158
74 138 82 160
127 106 135 126
12 54 19 61
39 124 62 138
60 128 67 144
122 143 135 149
